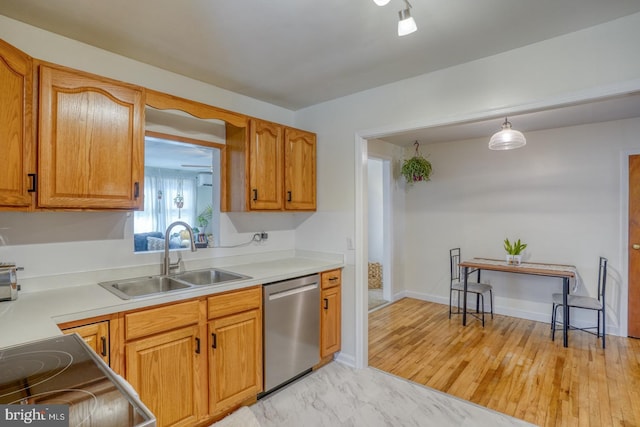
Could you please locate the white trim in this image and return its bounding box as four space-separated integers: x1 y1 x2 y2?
357 79 640 141
354 134 368 369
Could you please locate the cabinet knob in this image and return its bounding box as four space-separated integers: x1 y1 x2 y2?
633 244 640 250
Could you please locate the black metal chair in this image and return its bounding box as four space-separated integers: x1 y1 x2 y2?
551 257 607 348
449 248 494 327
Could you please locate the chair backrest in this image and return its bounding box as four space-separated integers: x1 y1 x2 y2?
597 256 608 303
450 248 461 285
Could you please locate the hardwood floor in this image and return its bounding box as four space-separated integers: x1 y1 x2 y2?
368 298 640 427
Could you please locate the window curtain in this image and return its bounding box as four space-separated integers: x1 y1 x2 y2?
134 168 198 233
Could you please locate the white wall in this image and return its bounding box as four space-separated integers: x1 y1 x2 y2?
294 13 640 365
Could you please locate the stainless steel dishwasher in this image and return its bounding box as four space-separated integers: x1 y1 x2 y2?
262 274 320 395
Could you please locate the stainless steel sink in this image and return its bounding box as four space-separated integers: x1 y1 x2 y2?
172 268 250 286
99 276 192 300
99 268 251 300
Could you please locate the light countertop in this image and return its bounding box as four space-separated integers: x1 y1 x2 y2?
0 254 343 348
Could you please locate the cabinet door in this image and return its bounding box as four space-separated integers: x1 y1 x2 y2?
284 128 316 210
208 309 262 415
320 285 341 358
249 119 283 210
126 326 204 427
38 64 144 209
0 40 35 208
62 321 110 365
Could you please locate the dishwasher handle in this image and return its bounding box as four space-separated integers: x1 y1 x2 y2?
267 283 318 301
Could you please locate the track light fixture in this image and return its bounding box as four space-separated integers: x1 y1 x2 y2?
397 0 417 36
372 0 418 36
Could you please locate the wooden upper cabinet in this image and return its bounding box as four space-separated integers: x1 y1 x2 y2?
0 40 35 208
249 119 283 210
223 118 316 212
37 63 144 209
284 128 316 211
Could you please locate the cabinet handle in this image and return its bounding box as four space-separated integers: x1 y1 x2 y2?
287 191 292 202
252 189 258 201
134 182 140 198
195 337 201 354
211 333 217 349
100 336 107 357
329 277 338 282
28 173 37 193
323 298 329 310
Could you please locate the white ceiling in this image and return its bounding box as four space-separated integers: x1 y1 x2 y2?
2 1 640 145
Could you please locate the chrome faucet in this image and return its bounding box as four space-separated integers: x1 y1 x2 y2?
163 221 197 275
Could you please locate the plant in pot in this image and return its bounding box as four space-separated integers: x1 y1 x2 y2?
401 141 432 184
196 205 213 234
504 238 527 265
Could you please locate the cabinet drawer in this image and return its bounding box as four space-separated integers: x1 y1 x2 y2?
321 269 342 289
125 300 200 340
207 286 261 319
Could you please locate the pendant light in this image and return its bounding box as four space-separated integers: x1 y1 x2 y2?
488 117 526 150
398 0 417 36
372 0 391 5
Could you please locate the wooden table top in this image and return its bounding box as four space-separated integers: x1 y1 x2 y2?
459 258 576 278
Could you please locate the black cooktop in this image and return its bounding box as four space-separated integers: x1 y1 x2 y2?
0 334 155 426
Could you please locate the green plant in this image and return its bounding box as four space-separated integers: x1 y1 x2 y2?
504 238 527 255
197 205 213 229
401 155 432 183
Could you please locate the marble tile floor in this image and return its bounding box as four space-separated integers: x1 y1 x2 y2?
250 362 535 427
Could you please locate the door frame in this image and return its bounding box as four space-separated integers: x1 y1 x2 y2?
367 154 394 303
621 149 640 338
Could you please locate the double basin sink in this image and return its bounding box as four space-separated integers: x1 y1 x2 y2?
99 268 251 300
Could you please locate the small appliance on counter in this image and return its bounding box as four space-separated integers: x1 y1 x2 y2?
0 334 156 426
0 262 19 301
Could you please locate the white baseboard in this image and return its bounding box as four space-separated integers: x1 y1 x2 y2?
333 351 355 368
397 290 620 336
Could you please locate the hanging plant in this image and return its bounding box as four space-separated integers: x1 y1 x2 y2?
401 141 432 184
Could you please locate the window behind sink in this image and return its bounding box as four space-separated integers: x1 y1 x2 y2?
133 107 223 253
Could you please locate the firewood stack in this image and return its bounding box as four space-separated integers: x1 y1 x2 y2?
368 262 382 289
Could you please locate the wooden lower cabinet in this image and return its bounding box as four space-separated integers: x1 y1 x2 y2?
120 287 262 426
207 286 263 417
208 309 262 414
126 325 204 427
123 299 205 427
320 269 342 359
61 320 110 364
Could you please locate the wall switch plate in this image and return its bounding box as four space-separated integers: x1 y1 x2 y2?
346 237 354 250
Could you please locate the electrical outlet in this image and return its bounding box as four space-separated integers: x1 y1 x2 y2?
260 232 268 240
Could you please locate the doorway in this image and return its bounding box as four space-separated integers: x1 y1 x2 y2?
367 157 392 311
